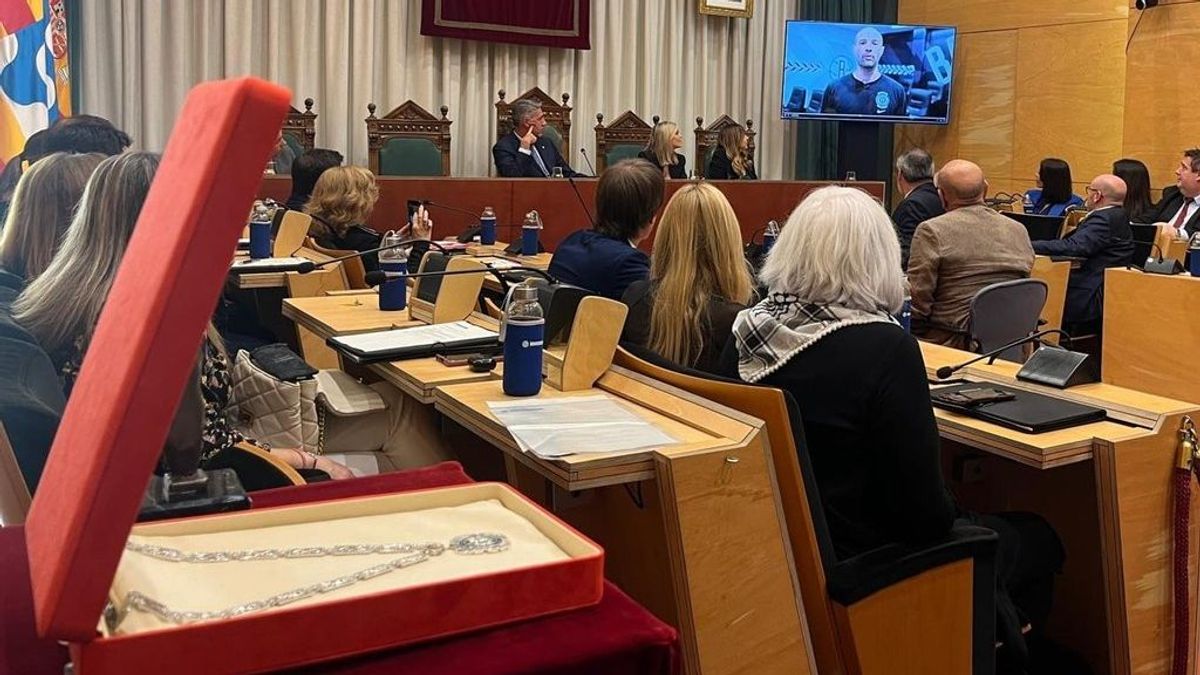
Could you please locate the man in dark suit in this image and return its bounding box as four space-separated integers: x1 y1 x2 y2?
1143 148 1200 238
492 99 580 178
1033 174 1134 329
548 159 663 300
891 148 944 270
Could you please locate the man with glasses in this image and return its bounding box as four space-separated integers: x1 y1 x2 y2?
1032 174 1133 330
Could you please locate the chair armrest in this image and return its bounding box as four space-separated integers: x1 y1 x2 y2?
826 524 997 606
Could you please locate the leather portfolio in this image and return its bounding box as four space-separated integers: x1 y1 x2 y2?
930 383 1107 434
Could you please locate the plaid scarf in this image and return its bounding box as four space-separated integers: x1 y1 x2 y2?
733 293 897 383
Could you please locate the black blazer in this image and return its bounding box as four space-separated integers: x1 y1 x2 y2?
891 182 945 270
1032 206 1134 325
620 279 744 374
706 145 758 180
635 150 687 179
1144 185 1200 233
492 133 580 178
547 229 649 300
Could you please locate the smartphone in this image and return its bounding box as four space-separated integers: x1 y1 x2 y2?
406 199 422 226
933 387 1015 407
437 352 502 367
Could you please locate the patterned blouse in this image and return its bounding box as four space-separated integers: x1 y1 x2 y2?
60 334 257 464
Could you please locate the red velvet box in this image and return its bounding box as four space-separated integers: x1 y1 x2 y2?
20 78 603 674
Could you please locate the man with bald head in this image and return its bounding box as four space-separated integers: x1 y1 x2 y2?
1033 174 1134 329
907 160 1035 348
821 26 908 116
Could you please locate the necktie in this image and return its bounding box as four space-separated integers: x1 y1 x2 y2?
530 143 550 177
1173 197 1193 229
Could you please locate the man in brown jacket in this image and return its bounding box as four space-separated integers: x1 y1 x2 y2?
907 159 1034 348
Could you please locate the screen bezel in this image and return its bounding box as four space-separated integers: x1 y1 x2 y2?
780 20 957 126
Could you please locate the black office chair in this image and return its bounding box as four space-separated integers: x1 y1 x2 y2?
968 279 1049 362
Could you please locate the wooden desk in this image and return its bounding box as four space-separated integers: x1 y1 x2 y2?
259 176 886 252
433 367 814 675
920 341 1200 675
282 293 419 339
229 249 332 290
1103 268 1200 404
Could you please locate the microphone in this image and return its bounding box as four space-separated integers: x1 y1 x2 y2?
296 238 449 274
364 266 558 290
422 200 480 220
579 148 597 176
934 329 1073 380
1142 242 1185 274
566 174 596 228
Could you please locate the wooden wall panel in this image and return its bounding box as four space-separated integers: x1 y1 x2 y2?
954 32 1019 183
1122 1 1200 189
1012 19 1128 187
901 0 1126 33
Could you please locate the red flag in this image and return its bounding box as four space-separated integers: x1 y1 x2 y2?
0 0 37 35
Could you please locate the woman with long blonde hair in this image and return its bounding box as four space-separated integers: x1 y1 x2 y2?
0 152 103 292
706 124 757 180
637 121 687 179
621 182 753 371
305 165 385 271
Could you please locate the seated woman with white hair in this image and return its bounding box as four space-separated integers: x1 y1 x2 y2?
719 185 954 555
718 185 1069 673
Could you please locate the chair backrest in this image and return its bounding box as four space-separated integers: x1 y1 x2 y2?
304 237 366 289
968 278 1048 361
594 111 657 173
365 101 452 177
275 210 313 258
496 87 573 156
0 329 65 493
282 98 317 154
1030 256 1070 345
285 254 349 370
612 344 844 675
1129 222 1159 267
694 115 756 178
0 422 32 525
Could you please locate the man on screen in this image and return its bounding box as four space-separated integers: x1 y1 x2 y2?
821 27 908 117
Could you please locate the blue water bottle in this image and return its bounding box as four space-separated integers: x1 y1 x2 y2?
762 220 780 255
377 230 409 311
521 210 543 257
1189 234 1200 276
502 282 544 397
248 201 272 259
480 205 497 245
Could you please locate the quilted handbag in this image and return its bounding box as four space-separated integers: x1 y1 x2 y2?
228 346 320 452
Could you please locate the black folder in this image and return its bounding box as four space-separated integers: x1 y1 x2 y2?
327 322 499 365
930 383 1106 434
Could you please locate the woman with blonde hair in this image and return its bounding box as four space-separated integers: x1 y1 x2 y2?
14 152 353 481
305 165 385 271
0 152 103 295
637 120 687 179
621 182 752 372
706 124 757 180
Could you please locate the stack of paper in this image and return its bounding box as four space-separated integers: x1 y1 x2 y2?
486 395 678 459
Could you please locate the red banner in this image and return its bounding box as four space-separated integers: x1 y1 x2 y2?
421 0 590 50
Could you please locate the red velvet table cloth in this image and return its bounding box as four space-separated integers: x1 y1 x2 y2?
0 462 678 675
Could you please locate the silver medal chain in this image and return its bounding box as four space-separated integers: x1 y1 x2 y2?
105 533 509 631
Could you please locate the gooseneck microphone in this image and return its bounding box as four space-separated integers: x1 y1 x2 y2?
934 329 1073 380
423 200 480 220
296 238 450 274
566 174 596 228
363 266 558 289
579 148 597 177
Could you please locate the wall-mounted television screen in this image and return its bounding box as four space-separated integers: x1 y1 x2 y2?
781 21 957 125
